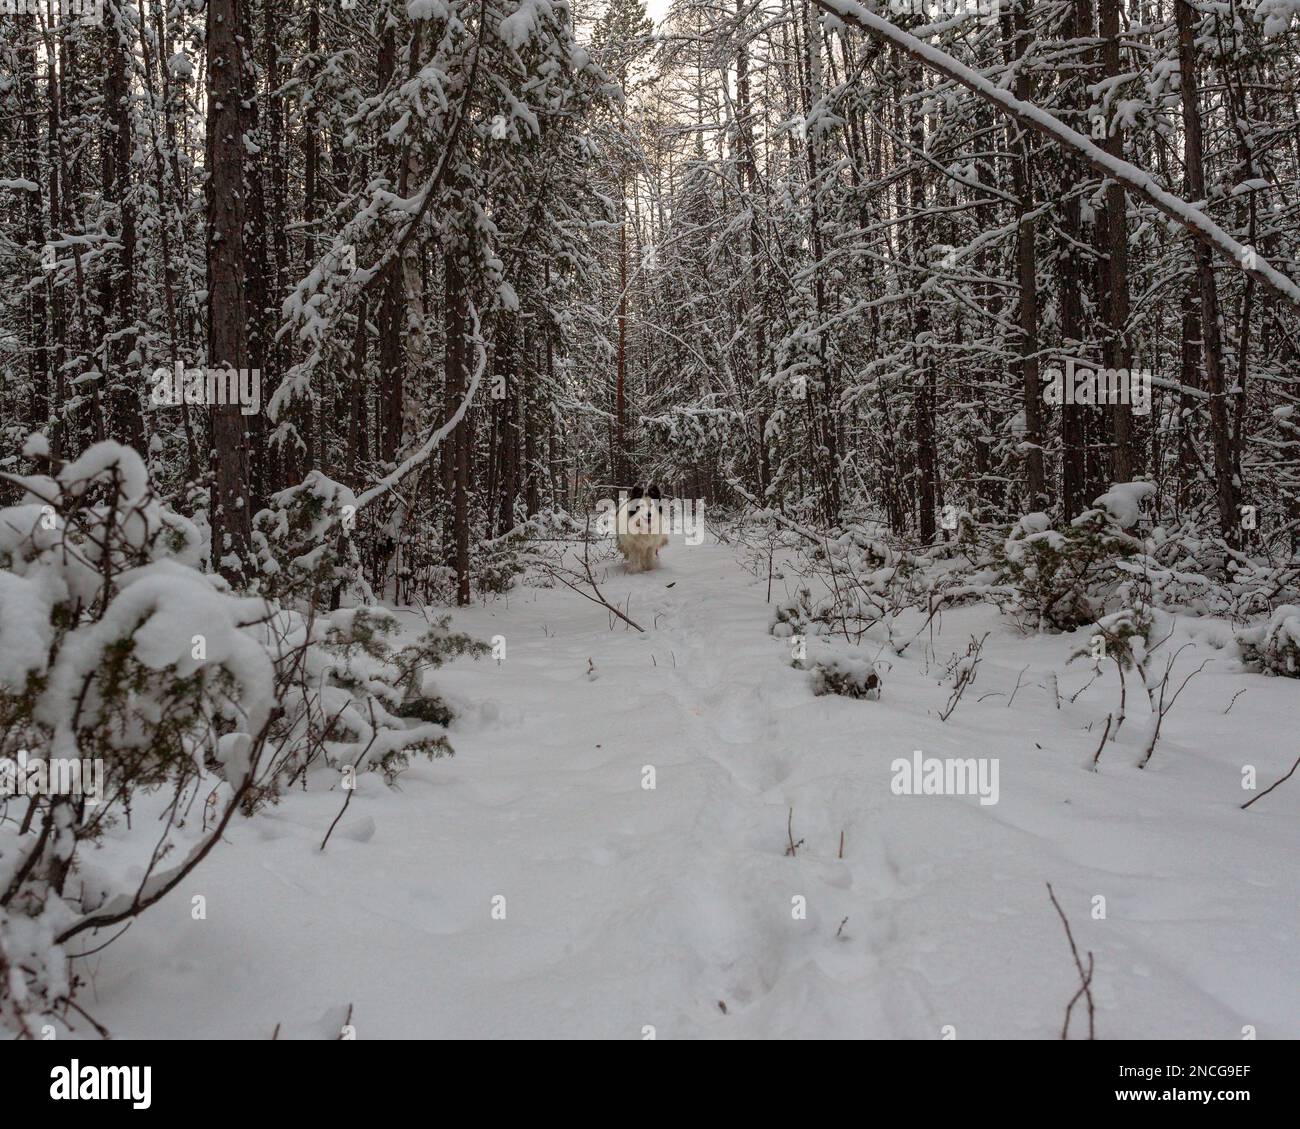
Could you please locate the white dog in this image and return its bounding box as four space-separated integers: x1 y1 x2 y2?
615 484 669 573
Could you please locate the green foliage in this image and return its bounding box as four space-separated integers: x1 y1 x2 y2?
991 508 1144 632
251 471 362 603
0 442 485 1036
1238 606 1300 678
473 528 532 595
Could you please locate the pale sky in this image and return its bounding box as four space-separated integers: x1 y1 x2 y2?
646 0 671 22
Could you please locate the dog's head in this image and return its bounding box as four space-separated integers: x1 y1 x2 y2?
622 483 666 536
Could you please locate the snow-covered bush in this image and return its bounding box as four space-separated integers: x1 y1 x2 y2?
473 508 599 595
810 523 898 572
809 654 882 700
928 506 981 559
252 471 366 604
474 527 533 595
772 585 853 638
1237 605 1300 677
1074 604 1160 671
1071 593 1206 767
770 524 926 643
1121 540 1300 622
529 506 594 541
991 483 1152 631
0 441 483 1037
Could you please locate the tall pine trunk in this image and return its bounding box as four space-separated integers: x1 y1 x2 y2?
207 0 252 581
1175 0 1238 540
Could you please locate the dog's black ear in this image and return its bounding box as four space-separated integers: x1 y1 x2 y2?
631 483 646 499
646 484 661 500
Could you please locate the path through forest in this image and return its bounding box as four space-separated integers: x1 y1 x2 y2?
91 534 1300 1039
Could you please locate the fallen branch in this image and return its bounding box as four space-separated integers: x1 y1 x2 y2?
537 515 645 632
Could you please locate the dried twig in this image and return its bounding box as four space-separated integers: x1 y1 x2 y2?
1007 664 1030 708
321 707 380 851
1046 883 1095 1039
1090 713 1113 768
1138 651 1210 768
784 808 804 857
1241 753 1300 810
939 633 987 722
64 996 112 1040
537 515 645 632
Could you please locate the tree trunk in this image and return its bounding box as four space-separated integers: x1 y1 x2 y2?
615 175 629 486
445 249 472 605
1175 0 1238 540
1099 0 1134 483
207 0 252 581
1004 0 1046 510
102 8 143 453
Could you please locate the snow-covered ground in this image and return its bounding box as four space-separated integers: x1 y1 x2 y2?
86 533 1299 1039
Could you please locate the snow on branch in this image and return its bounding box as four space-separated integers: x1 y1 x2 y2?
353 301 487 514
811 0 1300 310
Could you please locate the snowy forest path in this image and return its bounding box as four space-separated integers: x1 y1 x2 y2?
90 533 1300 1038
414 534 951 1036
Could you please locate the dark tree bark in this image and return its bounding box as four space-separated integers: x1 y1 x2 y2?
245 0 271 511
263 0 289 491
1003 0 1046 510
207 0 253 581
1058 0 1091 519
1099 0 1134 483
102 8 143 453
615 176 629 486
19 30 49 438
444 249 473 606
377 22 405 466
1175 0 1238 540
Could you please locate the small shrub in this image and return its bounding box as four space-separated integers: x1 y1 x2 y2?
991 484 1151 632
0 440 484 1036
1238 605 1300 677
810 654 882 700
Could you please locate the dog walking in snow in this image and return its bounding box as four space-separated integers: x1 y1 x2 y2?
615 484 669 573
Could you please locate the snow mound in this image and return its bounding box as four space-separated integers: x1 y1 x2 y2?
1092 481 1156 530
810 653 882 699
1238 604 1300 677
